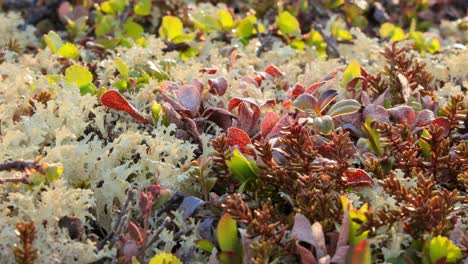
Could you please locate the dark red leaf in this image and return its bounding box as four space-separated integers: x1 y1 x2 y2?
100 90 147 124
238 102 256 134
264 65 284 77
208 77 228 96
228 98 261 135
200 68 217 74
261 112 280 137
411 109 434 128
267 114 294 139
344 169 373 187
431 117 450 136
227 127 253 155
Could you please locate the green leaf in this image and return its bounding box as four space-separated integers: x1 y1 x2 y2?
342 60 361 87
101 0 128 14
341 196 369 246
217 213 239 252
65 64 93 88
114 58 129 79
327 99 361 118
180 47 198 61
195 239 215 253
291 39 306 50
418 129 431 159
123 19 144 39
226 149 259 192
427 38 440 54
57 42 80 59
277 11 301 36
429 236 462 263
193 14 221 33
80 83 97 95
361 117 383 156
159 16 183 41
307 29 327 56
236 15 257 39
218 10 234 31
313 116 335 135
44 31 64 53
151 101 168 125
134 0 151 16
95 15 114 36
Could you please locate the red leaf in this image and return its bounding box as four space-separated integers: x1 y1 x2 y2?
228 98 261 135
127 221 144 244
291 84 305 99
100 90 147 124
200 68 217 74
208 77 228 96
264 65 284 77
227 127 253 155
431 117 451 136
254 75 263 86
304 81 326 94
344 169 373 187
261 112 280 137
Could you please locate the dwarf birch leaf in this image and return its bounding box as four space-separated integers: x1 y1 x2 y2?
218 10 234 30
237 15 256 38
343 60 361 87
65 64 93 87
429 236 462 263
277 11 301 36
134 0 151 16
44 31 64 52
124 19 144 39
57 42 80 59
159 16 183 41
114 58 129 79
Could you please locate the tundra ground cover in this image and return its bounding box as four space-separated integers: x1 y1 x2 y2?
0 1 467 263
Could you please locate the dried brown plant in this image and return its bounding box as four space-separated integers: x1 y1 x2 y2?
14 221 38 264
364 172 463 239
368 42 435 104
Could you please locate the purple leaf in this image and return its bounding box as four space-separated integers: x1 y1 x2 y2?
363 105 389 123
388 106 416 124
208 77 228 96
180 196 206 220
